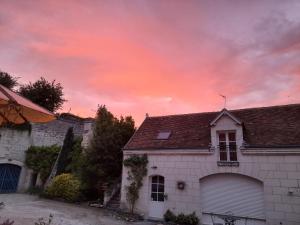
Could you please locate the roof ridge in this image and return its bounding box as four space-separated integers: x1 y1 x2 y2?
148 111 217 119
230 103 300 113
147 103 300 119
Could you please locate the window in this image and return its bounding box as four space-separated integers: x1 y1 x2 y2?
156 131 171 140
151 175 165 202
218 132 237 162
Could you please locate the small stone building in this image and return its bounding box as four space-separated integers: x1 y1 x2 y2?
121 104 300 225
0 113 93 193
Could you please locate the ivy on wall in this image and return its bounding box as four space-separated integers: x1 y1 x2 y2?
123 154 148 214
25 145 60 186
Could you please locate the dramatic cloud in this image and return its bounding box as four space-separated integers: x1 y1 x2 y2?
0 0 299 124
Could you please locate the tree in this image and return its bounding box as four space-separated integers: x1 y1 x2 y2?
83 105 135 199
56 127 74 175
0 70 19 89
66 136 85 177
19 77 65 112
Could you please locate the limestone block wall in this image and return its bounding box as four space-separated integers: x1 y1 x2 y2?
31 118 84 147
0 128 31 162
0 116 93 192
82 121 93 148
121 151 300 225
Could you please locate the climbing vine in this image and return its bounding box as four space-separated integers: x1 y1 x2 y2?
25 145 60 186
123 154 148 214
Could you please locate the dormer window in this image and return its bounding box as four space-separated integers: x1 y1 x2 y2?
218 131 237 162
157 131 171 140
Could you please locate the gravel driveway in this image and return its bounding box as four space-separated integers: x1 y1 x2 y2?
0 194 155 225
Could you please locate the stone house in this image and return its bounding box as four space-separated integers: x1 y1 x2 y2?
0 113 93 193
121 104 300 225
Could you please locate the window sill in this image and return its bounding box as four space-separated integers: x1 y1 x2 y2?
217 161 239 167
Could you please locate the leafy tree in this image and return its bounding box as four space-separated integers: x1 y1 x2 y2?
83 105 135 199
56 127 74 175
25 145 60 186
66 137 85 176
19 77 65 112
0 70 19 89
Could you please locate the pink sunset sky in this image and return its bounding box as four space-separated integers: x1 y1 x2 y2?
1 1 300 125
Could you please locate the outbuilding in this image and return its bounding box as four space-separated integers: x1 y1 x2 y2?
121 104 300 225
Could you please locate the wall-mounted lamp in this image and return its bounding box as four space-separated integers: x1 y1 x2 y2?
288 188 294 195
177 181 185 190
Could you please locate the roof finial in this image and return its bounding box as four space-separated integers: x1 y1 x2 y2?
146 113 149 117
219 94 227 108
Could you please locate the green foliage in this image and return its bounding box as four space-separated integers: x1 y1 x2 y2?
26 186 44 195
19 77 65 112
25 145 60 185
164 209 176 222
56 127 74 175
0 70 18 89
83 105 135 197
45 173 81 202
163 210 199 225
123 154 148 214
66 137 85 176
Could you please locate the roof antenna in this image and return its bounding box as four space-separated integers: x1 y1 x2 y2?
219 94 227 108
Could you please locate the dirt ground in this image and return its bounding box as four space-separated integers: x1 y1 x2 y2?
0 194 155 225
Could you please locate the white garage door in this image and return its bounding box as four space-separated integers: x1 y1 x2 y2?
200 174 265 225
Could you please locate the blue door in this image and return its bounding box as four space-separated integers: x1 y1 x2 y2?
0 164 21 193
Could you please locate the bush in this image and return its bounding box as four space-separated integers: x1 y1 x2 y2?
45 173 81 202
163 210 199 225
27 186 43 195
164 209 176 222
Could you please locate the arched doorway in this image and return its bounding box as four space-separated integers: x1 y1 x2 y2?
149 175 165 219
200 173 265 225
0 164 22 193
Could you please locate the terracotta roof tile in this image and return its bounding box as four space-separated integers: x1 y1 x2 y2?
124 104 300 150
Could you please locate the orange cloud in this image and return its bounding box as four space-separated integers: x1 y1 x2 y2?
0 0 300 124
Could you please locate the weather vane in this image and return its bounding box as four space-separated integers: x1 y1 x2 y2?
219 94 227 108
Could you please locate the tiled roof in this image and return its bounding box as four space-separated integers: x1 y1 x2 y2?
124 104 300 150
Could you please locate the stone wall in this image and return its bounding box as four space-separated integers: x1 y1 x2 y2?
121 151 300 225
0 115 93 191
31 118 84 147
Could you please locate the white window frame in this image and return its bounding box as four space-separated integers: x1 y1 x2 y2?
217 131 237 162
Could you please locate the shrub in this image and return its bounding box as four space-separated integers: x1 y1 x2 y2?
45 173 81 202
164 209 176 222
163 210 199 225
27 186 43 195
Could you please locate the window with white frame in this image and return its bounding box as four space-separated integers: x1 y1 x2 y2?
151 175 165 202
218 131 237 161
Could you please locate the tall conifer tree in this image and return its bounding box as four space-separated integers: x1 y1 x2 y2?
56 127 74 175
